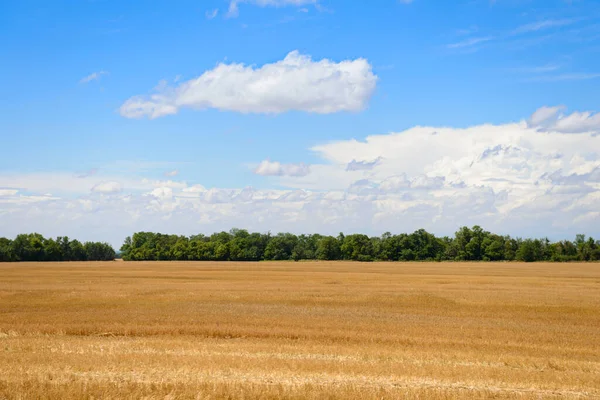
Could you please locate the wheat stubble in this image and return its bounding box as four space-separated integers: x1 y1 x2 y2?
1 261 599 399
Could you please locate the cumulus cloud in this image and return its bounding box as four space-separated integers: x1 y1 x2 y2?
140 179 187 189
148 187 174 200
254 160 310 177
2 107 600 245
119 51 377 118
181 184 207 197
91 181 123 194
528 105 565 127
346 157 382 171
528 106 600 134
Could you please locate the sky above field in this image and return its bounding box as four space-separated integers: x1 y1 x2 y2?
1 0 600 245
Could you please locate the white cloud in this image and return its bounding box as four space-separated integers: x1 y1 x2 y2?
205 9 219 19
2 107 600 245
346 157 382 171
147 187 173 200
526 73 600 82
0 189 19 197
0 193 58 206
511 18 578 35
91 181 123 194
552 111 600 134
447 36 494 49
164 169 179 177
80 71 108 84
77 168 99 178
447 17 582 53
254 160 310 177
509 64 561 74
227 0 317 17
0 172 95 195
528 106 600 134
181 184 207 197
0 171 189 197
528 105 565 127
140 179 187 189
119 51 377 118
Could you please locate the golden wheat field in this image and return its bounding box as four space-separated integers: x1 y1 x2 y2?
1 261 599 399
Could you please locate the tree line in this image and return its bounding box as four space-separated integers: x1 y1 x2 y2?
0 234 115 262
2 227 599 263
120 226 600 263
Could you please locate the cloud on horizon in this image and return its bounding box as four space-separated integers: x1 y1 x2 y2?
254 160 311 177
2 106 599 245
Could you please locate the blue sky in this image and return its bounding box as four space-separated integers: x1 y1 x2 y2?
1 0 600 245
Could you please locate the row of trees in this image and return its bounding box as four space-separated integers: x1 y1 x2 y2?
0 234 115 262
2 227 598 263
120 227 600 262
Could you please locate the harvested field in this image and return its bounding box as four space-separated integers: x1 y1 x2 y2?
1 261 599 399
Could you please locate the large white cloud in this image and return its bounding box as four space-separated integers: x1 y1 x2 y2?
1 106 599 245
119 51 377 118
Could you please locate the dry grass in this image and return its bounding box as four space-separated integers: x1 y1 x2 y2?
1 261 599 399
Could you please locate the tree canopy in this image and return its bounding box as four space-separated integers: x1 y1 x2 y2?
0 234 115 262
2 227 598 263
118 227 600 263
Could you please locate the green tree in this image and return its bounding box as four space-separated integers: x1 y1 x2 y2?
264 233 298 260
0 238 14 262
341 234 373 261
409 229 445 261
516 239 545 262
482 235 505 261
120 236 132 260
43 238 62 261
172 237 190 260
12 233 45 261
452 226 473 260
316 236 341 260
69 239 87 261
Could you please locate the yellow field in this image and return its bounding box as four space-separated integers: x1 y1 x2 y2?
1 261 599 399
